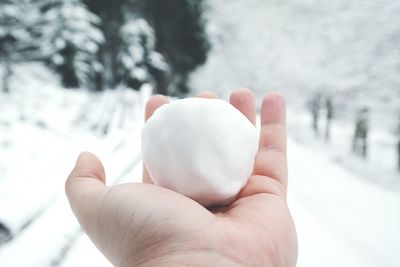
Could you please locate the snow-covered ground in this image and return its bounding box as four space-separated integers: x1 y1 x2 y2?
289 138 400 267
0 63 149 266
0 63 399 266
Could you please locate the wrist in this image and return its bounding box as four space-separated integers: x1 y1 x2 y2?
135 250 244 267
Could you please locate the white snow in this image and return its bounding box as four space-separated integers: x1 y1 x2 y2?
0 63 147 266
142 98 258 206
289 137 400 267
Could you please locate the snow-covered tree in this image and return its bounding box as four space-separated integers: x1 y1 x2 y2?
117 18 169 92
39 0 104 89
138 0 210 95
0 0 40 93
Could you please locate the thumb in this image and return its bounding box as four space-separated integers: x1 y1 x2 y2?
65 152 107 231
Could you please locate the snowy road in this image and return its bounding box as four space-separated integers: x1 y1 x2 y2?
0 79 399 266
289 139 400 267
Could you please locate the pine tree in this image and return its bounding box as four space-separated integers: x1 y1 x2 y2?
139 0 210 95
117 18 169 92
0 0 40 93
82 0 126 89
81 0 209 94
39 0 104 89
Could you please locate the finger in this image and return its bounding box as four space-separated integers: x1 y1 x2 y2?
253 92 288 189
65 152 107 231
196 91 218 99
145 94 169 121
229 88 256 126
143 95 169 183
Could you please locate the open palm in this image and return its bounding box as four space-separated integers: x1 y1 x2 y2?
66 89 297 267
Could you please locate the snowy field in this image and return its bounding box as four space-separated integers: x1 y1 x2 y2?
0 63 399 266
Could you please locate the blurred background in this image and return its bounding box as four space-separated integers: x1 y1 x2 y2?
1 0 399 266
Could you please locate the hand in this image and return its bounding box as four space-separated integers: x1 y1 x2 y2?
66 89 298 267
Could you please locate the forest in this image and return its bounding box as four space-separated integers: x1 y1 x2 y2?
0 0 209 95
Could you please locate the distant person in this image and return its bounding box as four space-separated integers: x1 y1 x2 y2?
325 96 334 141
353 107 369 158
65 90 298 267
308 93 322 135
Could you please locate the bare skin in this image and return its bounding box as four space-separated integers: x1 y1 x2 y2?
65 89 298 267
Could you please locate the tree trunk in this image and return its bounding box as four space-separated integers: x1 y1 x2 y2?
312 113 319 135
397 140 400 171
2 59 11 93
325 119 330 141
102 49 115 89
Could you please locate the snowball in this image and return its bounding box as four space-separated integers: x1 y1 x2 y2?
142 98 259 206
